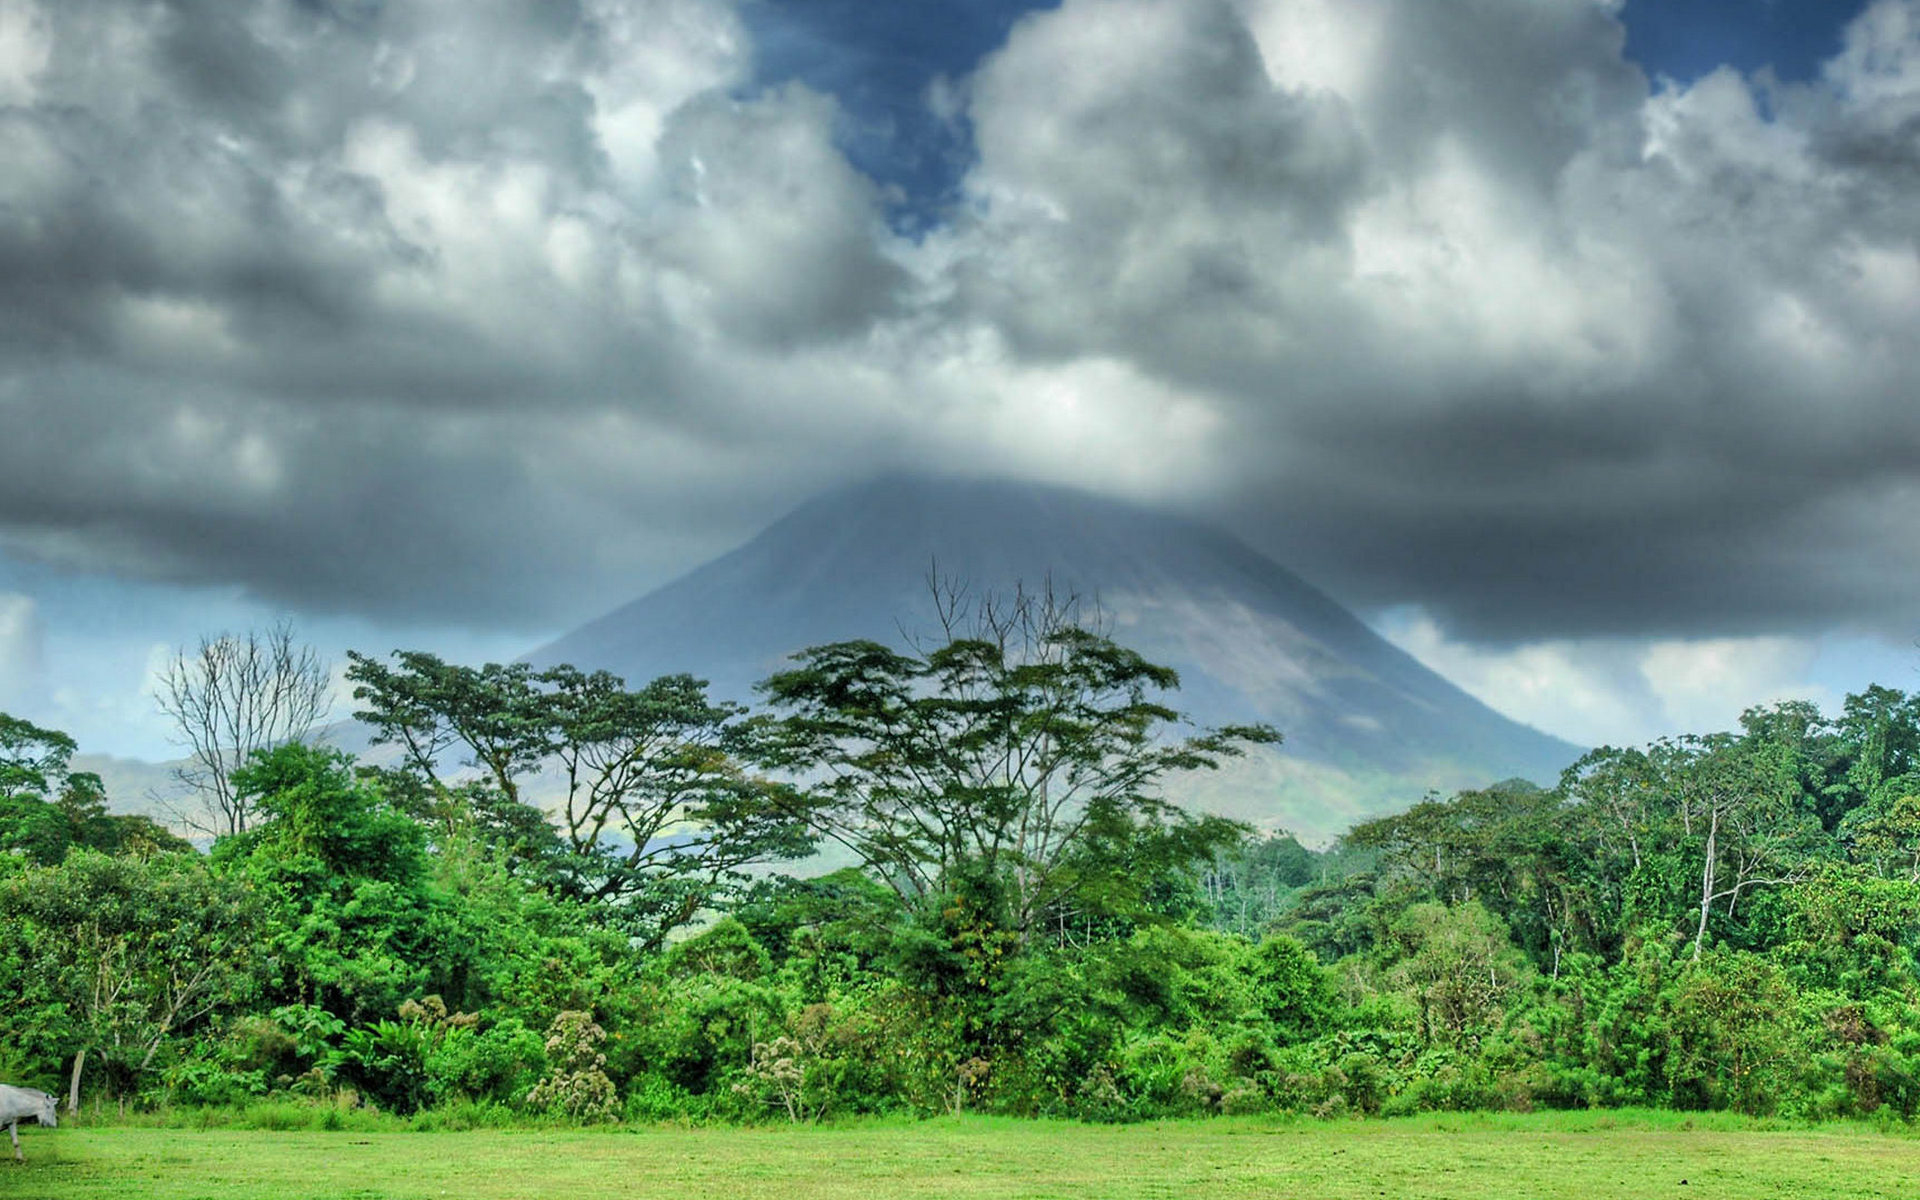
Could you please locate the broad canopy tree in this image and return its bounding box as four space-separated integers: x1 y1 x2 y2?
1348 780 1596 972
1352 722 1831 969
745 584 1279 941
0 712 78 802
0 711 187 863
0 849 259 1102
345 651 811 948
0 714 87 864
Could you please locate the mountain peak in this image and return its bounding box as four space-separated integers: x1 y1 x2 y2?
530 474 1579 837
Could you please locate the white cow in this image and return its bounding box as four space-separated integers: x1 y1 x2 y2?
0 1085 57 1162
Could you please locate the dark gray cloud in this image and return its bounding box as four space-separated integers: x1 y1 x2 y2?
0 0 914 623
942 0 1920 643
1 0 1918 650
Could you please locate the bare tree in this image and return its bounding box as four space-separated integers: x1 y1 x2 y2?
155 622 330 837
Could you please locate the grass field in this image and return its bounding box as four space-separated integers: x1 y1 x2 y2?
5 1112 1917 1200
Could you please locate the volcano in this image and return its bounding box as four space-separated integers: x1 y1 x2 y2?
528 476 1579 840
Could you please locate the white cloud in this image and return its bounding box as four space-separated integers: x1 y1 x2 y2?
0 0 49 106
1639 636 1831 735
46 640 179 760
1379 608 1654 745
1378 606 1850 747
0 592 44 711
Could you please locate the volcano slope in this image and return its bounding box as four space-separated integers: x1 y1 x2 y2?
528 476 1578 839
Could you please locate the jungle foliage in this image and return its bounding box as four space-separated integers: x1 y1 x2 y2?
4 621 1920 1125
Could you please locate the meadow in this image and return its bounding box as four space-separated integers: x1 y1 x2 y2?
8 1113 1918 1200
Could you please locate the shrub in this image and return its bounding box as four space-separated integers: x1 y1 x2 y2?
1663 950 1807 1115
526 1010 617 1120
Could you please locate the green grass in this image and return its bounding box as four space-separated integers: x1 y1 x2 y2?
6 1113 1918 1199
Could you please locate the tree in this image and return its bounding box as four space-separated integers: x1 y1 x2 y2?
1822 687 1920 831
1843 791 1920 881
0 712 75 864
155 622 331 837
1663 949 1806 1114
346 651 810 949
1561 746 1662 880
235 743 429 884
1386 901 1527 1050
0 713 186 863
1651 733 1822 959
1248 934 1337 1044
1198 831 1321 938
50 772 191 859
538 665 813 921
1349 780 1597 972
746 583 1280 941
0 712 78 801
216 743 445 1021
1739 699 1843 829
0 850 260 1100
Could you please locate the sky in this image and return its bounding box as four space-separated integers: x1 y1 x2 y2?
0 0 1916 761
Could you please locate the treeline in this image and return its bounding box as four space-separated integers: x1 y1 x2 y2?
3 605 1919 1124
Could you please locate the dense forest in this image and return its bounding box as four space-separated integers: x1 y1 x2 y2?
4 600 1919 1125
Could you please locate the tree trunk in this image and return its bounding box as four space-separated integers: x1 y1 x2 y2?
1692 811 1719 961
67 1048 85 1115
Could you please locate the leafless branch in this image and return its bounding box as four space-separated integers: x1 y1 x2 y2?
154 621 330 838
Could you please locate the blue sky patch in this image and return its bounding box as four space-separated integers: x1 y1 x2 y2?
1623 0 1869 84
741 0 1871 228
740 0 1059 231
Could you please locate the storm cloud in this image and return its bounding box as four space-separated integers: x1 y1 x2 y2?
1 0 1918 649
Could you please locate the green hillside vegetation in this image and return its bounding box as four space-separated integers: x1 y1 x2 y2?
4 607 1920 1128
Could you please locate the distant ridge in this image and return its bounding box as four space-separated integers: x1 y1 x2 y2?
529 476 1581 839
